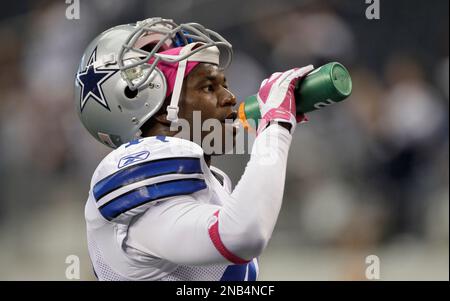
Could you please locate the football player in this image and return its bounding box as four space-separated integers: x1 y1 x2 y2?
75 17 313 281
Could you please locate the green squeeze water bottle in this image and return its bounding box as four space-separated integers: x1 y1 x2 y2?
237 62 352 129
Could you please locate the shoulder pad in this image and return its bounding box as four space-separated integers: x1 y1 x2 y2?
90 136 207 222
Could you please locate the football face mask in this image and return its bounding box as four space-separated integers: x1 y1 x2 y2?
118 18 232 92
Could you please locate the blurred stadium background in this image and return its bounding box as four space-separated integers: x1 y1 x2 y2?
0 0 448 280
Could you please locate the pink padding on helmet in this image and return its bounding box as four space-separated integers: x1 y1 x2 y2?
149 46 199 98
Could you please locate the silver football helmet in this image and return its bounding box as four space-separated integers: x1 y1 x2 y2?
74 17 232 148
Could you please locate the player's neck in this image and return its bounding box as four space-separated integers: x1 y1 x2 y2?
143 121 174 138
204 155 211 167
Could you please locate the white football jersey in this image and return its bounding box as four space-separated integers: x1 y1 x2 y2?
85 135 258 281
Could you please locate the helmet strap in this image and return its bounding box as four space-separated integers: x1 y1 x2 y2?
166 57 187 123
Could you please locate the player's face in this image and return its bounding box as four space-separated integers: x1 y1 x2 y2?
178 63 237 154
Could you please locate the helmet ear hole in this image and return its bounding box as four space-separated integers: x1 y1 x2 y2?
124 86 138 99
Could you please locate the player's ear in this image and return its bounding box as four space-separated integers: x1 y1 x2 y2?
152 97 172 126
153 112 171 126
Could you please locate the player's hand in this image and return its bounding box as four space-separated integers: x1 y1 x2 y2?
256 65 314 135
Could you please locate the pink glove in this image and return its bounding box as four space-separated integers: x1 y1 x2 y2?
256 65 314 135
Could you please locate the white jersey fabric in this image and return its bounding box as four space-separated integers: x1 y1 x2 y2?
85 124 292 280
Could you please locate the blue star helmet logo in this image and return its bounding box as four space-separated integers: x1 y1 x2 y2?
76 47 119 112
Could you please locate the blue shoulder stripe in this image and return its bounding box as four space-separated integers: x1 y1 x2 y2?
93 157 202 200
98 178 207 221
